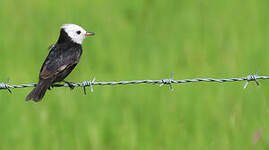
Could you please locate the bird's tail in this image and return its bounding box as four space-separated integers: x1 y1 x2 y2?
25 79 52 102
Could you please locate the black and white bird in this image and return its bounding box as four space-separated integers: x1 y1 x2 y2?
26 24 95 102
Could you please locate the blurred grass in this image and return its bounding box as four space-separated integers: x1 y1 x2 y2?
0 0 269 149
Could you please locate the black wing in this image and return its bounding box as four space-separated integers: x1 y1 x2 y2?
39 43 82 80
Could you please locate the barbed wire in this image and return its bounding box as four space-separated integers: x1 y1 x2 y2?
1 70 269 95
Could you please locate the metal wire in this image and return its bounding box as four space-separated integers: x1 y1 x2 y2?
1 70 269 94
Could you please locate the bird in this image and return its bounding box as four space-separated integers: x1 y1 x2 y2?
26 24 95 102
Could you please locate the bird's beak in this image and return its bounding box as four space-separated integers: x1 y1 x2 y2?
85 32 95 36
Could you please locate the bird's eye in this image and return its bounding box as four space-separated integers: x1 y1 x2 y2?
76 31 81 34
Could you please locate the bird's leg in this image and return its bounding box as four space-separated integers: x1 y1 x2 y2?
48 84 55 90
63 80 75 90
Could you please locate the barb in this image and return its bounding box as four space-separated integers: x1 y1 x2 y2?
1 70 269 94
160 72 174 91
80 77 96 95
0 78 12 93
244 69 260 89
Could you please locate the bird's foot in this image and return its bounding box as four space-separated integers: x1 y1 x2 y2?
48 85 54 90
63 80 75 90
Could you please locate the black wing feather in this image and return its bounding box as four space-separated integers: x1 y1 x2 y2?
40 43 82 80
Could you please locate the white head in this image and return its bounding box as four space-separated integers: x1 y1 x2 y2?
61 24 95 44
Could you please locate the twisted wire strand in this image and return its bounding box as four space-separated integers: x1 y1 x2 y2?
1 72 269 94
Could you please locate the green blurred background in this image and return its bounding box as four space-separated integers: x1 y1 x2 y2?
0 0 269 149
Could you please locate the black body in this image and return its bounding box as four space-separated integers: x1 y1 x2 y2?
26 29 82 102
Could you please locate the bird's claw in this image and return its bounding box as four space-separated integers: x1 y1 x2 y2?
48 85 54 90
63 81 75 90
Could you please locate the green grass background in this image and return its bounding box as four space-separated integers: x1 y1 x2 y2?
0 0 269 149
